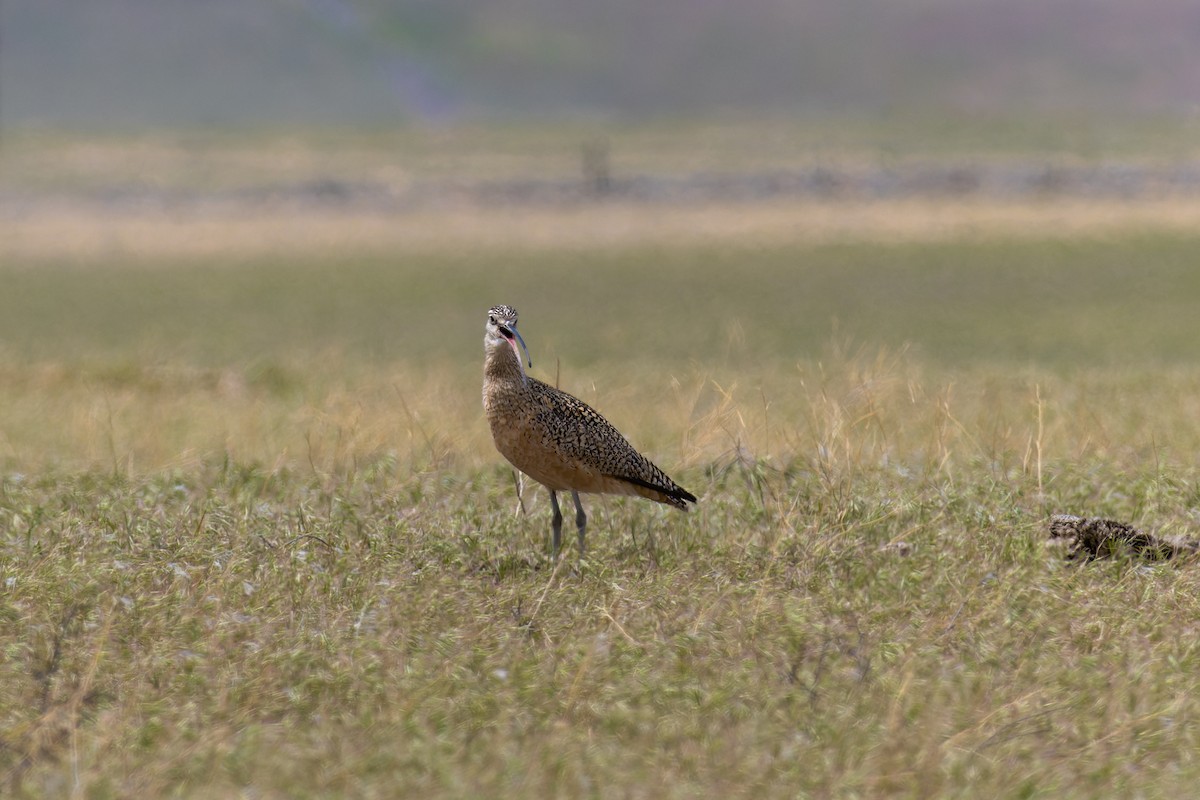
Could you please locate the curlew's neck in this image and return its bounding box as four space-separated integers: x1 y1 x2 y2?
484 340 528 387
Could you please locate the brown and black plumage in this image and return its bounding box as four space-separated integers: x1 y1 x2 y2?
482 304 696 555
1048 514 1199 561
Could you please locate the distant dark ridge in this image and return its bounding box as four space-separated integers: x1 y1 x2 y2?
7 161 1200 216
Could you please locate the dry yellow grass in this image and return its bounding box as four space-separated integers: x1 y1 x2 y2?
6 211 1200 796
9 197 1200 263
8 343 1200 798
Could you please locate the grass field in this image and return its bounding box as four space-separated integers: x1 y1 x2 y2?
5 130 1200 797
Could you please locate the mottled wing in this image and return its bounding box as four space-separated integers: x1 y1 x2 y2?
528 378 696 508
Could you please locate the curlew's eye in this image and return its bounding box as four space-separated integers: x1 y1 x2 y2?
489 315 497 325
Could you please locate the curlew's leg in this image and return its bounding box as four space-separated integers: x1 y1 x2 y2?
571 490 587 555
549 490 563 557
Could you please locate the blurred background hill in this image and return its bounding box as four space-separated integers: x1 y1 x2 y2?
5 0 1200 130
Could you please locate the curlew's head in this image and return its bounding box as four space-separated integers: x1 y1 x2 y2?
484 304 533 372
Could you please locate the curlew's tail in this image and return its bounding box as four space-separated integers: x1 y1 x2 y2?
608 474 697 510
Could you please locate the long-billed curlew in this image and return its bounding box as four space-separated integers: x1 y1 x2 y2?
482 304 696 556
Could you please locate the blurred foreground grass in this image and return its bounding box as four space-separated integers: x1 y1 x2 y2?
4 210 1200 795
